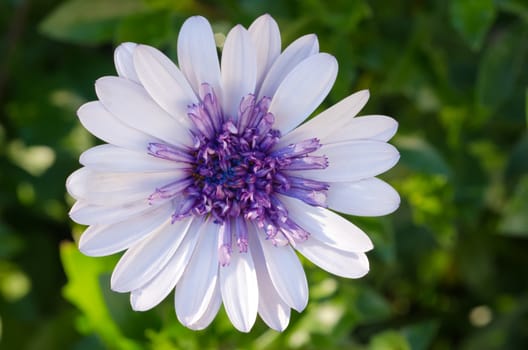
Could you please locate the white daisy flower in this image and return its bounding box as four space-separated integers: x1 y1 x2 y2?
66 14 400 332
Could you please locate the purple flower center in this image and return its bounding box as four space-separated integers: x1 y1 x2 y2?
148 83 329 265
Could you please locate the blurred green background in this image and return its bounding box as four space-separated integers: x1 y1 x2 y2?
1 0 527 349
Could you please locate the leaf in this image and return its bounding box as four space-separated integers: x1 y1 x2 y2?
60 241 141 350
401 320 439 350
394 136 451 176
476 23 528 114
101 277 161 341
0 223 23 258
449 0 496 50
39 0 147 44
355 287 392 324
499 175 528 237
505 133 528 183
115 10 171 46
369 330 411 350
496 0 528 23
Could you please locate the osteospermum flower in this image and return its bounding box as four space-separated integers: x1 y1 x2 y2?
66 14 400 332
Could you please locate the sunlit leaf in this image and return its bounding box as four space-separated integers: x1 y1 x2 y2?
0 262 31 301
6 140 55 177
60 241 141 350
369 330 411 350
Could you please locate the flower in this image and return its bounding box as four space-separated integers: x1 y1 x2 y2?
66 14 400 332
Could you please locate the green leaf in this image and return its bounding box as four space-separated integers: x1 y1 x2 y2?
0 223 23 258
369 330 411 350
39 0 147 44
60 242 141 350
115 10 171 47
394 136 451 176
496 0 528 23
505 133 528 182
499 175 528 236
476 23 528 114
101 276 161 341
355 287 392 324
449 0 496 50
401 320 439 350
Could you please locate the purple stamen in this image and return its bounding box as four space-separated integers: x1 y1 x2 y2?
235 218 248 253
148 143 194 162
200 83 223 130
148 178 193 204
146 83 329 264
275 186 327 207
271 138 322 158
218 220 232 266
237 94 256 133
281 155 328 170
188 104 216 139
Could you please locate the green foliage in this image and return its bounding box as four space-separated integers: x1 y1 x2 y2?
39 0 148 44
449 0 496 50
60 241 141 350
476 21 528 117
1 0 527 349
499 175 528 236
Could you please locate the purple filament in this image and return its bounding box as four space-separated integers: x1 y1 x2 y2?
147 83 329 264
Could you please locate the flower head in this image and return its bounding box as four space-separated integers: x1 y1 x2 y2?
66 14 400 332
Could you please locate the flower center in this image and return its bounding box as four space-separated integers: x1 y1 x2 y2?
147 83 329 264
188 117 280 224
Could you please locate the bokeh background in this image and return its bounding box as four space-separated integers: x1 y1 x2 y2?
1 0 527 349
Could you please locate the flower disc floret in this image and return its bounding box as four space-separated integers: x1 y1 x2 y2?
147 83 330 253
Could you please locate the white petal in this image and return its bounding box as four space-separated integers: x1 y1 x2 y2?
111 216 194 292
327 178 400 216
133 45 196 127
80 144 189 173
79 202 173 257
258 34 319 99
114 42 140 83
298 140 400 182
177 16 221 97
185 283 222 330
221 25 257 119
95 76 192 147
279 195 373 252
254 224 308 312
69 200 153 226
77 101 154 151
220 245 258 332
248 231 290 331
175 220 220 327
66 167 185 205
130 218 201 311
296 239 369 278
248 14 281 91
275 90 369 148
268 53 337 135
321 115 398 144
